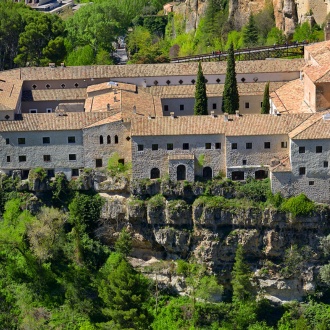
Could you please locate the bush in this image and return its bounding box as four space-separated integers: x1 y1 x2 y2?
107 152 131 177
280 194 315 217
147 194 165 208
236 178 271 203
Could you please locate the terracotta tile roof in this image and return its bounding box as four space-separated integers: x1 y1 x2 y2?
0 112 113 132
0 78 23 111
86 81 136 94
18 59 304 81
305 41 330 67
131 113 312 136
270 79 312 114
289 111 330 139
22 88 86 102
270 157 292 172
84 111 123 128
146 82 286 98
304 65 329 83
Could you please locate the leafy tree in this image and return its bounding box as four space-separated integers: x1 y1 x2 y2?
231 244 254 303
194 62 208 115
266 27 286 45
261 82 270 114
115 228 132 257
243 14 259 47
293 22 319 42
225 30 243 50
222 43 239 114
66 45 95 66
254 2 275 42
97 253 152 329
280 194 315 217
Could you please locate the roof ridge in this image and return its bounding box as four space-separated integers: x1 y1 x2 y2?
289 112 323 138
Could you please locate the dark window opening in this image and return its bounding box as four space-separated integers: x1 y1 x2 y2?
232 171 244 181
324 161 328 168
69 154 76 161
166 80 171 85
242 160 247 165
19 155 26 162
95 159 102 167
61 83 66 89
213 103 217 109
138 144 144 151
205 143 211 149
215 143 221 149
43 155 51 162
191 79 195 84
74 83 79 88
6 156 10 162
115 135 118 144
232 143 237 150
179 79 183 84
245 102 250 109
177 165 186 181
18 138 25 145
281 142 287 148
100 135 104 144
255 170 268 180
246 142 252 149
46 84 50 89
107 135 111 144
316 146 323 153
216 78 221 83
152 144 158 151
167 143 173 150
309 181 314 186
299 146 305 153
264 142 270 149
43 137 50 144
68 136 75 143
72 169 79 177
22 170 29 180
299 167 306 175
150 168 160 179
126 136 131 141
164 105 169 111
47 169 55 178
203 167 212 180
5 138 9 145
183 143 189 150
180 104 184 111
118 159 124 165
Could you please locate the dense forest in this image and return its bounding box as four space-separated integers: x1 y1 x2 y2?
0 0 326 70
0 166 330 329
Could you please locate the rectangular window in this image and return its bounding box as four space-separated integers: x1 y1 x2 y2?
309 181 314 186
29 109 37 113
264 142 270 149
19 155 26 162
69 154 76 161
261 102 263 107
47 169 55 178
245 102 250 109
316 146 323 153
324 161 328 168
212 103 217 109
246 142 252 149
152 144 158 151
164 105 169 111
242 159 247 165
299 167 306 175
6 156 10 162
43 155 51 162
118 159 125 165
205 143 211 149
72 169 79 177
18 138 25 145
232 143 237 150
68 136 76 143
167 143 173 150
281 142 287 148
183 143 189 150
138 144 144 151
299 146 305 153
43 137 50 144
180 104 184 111
215 142 221 149
5 138 9 145
95 159 102 167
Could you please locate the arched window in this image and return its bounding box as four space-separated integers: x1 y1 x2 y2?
177 165 186 181
203 167 213 180
99 135 103 144
115 135 118 144
150 168 160 179
255 170 268 180
107 135 111 144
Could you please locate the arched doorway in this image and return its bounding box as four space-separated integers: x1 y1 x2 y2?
232 171 244 181
203 167 213 180
255 170 268 180
150 168 160 179
177 165 186 181
115 135 118 144
99 135 103 144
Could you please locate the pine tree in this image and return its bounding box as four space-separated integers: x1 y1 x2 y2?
222 43 239 114
194 62 208 115
231 244 254 304
261 82 270 114
243 14 259 48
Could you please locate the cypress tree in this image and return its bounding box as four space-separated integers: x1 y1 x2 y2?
194 62 208 115
243 14 259 47
261 82 270 114
222 43 239 114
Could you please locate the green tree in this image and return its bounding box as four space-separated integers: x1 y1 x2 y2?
243 14 259 47
293 22 319 42
222 43 239 114
97 253 152 329
231 244 254 303
261 82 270 114
194 62 208 115
114 228 132 257
266 27 286 45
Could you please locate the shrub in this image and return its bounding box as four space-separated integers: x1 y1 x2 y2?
236 178 271 203
280 194 315 217
107 152 131 177
148 194 165 208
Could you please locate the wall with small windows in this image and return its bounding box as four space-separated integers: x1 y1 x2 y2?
131 134 225 181
21 101 85 114
83 120 131 169
0 129 84 179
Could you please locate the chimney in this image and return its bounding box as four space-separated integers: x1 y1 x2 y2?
107 103 111 111
235 110 240 117
60 62 65 67
170 112 175 118
49 63 55 68
133 105 136 114
224 113 228 122
210 111 215 117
